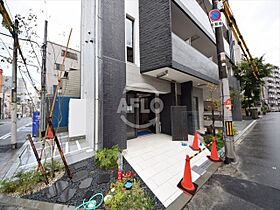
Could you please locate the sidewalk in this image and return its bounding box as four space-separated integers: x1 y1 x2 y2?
0 132 93 179
168 119 258 210
0 119 258 209
185 113 280 210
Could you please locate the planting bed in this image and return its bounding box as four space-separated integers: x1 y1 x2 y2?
23 157 165 209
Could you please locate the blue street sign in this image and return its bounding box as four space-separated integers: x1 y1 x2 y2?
209 9 221 22
32 111 40 137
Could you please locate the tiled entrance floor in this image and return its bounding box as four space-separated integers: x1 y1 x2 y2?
123 133 211 207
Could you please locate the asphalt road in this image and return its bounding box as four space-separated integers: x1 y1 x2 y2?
185 112 280 210
0 117 32 147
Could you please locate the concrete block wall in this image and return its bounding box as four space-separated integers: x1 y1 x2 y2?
101 0 127 149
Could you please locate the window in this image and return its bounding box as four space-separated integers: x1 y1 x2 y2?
63 71 69 79
69 67 78 71
55 63 65 71
126 17 134 63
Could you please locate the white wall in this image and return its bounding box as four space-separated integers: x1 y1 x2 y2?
69 99 86 137
80 0 97 149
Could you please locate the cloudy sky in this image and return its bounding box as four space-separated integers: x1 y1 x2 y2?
230 0 280 67
0 0 279 86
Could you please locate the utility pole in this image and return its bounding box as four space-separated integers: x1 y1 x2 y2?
1 87 4 119
40 20 48 135
212 0 236 164
11 19 18 149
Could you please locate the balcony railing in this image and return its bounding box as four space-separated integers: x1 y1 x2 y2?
172 33 219 83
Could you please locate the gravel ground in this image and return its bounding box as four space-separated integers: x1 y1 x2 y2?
23 157 165 210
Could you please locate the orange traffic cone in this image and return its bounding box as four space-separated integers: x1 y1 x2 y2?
47 127 54 139
207 136 222 162
190 131 200 151
177 155 197 195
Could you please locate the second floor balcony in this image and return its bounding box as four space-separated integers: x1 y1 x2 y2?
139 0 233 85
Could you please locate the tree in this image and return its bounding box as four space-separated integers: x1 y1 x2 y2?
234 56 276 116
206 83 220 136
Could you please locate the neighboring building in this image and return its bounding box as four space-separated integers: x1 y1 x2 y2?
263 67 280 111
46 41 81 129
46 41 81 98
1 75 29 118
80 0 242 151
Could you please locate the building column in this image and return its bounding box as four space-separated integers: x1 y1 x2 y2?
155 93 160 134
181 81 194 134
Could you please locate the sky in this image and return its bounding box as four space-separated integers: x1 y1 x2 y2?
0 0 81 85
230 0 280 67
0 0 279 90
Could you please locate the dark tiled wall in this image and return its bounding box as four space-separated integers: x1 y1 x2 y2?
181 81 195 134
160 83 176 135
139 0 172 72
101 0 127 149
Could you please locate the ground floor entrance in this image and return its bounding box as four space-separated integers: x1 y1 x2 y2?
126 91 157 139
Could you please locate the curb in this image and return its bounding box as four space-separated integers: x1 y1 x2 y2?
234 119 257 145
218 119 258 157
0 194 75 210
168 119 258 209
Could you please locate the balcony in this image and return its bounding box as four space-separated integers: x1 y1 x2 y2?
172 33 218 83
173 0 230 56
139 0 228 84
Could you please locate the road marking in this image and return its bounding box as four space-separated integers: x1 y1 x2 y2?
0 133 11 140
76 140 81 150
0 122 32 140
65 142 69 154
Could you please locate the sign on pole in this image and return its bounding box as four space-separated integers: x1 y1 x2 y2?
209 9 223 28
224 98 232 112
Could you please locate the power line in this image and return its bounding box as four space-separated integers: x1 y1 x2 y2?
0 31 41 47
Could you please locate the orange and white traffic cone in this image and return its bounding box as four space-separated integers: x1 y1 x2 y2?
207 136 222 162
190 131 200 151
177 155 197 195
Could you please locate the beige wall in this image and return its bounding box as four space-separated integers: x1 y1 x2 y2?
46 42 80 97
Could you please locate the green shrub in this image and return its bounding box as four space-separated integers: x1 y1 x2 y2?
105 179 154 210
94 145 119 170
204 129 224 151
0 160 63 195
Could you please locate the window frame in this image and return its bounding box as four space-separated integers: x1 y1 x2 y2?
126 15 134 63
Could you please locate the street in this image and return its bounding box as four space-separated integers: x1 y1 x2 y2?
0 117 32 148
185 112 280 210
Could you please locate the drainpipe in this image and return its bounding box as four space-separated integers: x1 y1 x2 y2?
94 0 102 151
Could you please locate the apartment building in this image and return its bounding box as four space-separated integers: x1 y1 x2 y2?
46 41 81 128
80 0 242 151
263 67 280 111
46 41 80 98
